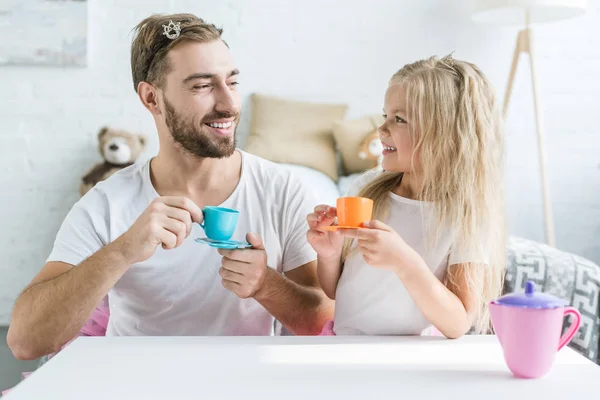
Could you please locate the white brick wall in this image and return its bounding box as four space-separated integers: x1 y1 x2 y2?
0 0 598 324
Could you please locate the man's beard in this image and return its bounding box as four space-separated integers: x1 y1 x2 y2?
163 96 237 159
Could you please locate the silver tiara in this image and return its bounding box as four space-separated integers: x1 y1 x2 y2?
162 20 181 40
440 51 456 66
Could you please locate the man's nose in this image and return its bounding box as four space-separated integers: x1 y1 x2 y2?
214 86 239 115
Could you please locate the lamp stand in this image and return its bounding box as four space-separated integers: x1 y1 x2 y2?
502 10 556 247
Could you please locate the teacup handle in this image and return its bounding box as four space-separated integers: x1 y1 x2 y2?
198 210 205 229
558 306 582 351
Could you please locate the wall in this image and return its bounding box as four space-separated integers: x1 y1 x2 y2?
0 0 598 324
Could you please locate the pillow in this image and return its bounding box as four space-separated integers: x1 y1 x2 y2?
337 173 363 197
278 163 340 207
244 93 348 181
332 114 384 175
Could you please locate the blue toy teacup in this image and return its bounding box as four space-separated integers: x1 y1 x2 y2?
199 206 239 241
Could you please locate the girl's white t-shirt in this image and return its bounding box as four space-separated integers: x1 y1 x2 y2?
46 150 317 337
333 170 488 336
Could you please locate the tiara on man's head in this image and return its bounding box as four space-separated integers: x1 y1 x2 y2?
440 51 456 67
162 20 181 40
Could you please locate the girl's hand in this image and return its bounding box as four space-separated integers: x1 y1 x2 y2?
306 205 345 260
340 220 422 276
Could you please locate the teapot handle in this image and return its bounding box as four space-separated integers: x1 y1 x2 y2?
558 307 582 351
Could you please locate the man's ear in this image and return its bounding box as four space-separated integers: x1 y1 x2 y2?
137 81 161 114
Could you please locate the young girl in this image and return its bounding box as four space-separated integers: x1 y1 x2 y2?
307 54 505 338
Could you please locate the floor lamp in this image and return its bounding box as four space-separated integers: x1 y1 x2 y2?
471 0 587 247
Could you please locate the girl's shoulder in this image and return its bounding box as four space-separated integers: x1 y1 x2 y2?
346 169 383 196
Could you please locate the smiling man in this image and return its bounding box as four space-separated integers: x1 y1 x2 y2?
8 13 333 360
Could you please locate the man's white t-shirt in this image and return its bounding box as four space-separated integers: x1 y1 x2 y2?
47 150 317 336
333 170 488 336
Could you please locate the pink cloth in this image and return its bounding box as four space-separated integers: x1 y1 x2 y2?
421 325 444 337
79 296 110 337
319 320 336 336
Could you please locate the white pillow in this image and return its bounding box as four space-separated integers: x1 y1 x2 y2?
277 163 340 207
337 173 362 196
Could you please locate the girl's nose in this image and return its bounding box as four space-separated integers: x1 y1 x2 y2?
378 126 389 138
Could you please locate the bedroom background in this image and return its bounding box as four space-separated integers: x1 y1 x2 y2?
0 0 599 328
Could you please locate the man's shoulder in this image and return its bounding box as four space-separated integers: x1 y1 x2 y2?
78 160 148 210
95 160 147 193
240 150 317 201
240 150 295 184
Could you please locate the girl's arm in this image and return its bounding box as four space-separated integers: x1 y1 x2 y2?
307 205 346 301
340 220 479 338
317 254 343 300
397 260 478 339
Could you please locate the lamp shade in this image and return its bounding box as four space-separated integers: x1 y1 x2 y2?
472 0 587 25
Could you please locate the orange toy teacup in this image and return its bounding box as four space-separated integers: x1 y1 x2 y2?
336 197 374 228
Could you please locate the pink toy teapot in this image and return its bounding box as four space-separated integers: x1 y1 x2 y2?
489 280 581 379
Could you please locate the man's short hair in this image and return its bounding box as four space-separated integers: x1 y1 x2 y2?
130 13 223 92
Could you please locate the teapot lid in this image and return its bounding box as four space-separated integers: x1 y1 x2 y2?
492 281 567 309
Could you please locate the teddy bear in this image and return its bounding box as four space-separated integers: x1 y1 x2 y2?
79 126 146 197
358 129 384 170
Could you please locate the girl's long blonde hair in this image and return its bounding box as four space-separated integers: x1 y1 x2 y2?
342 54 506 334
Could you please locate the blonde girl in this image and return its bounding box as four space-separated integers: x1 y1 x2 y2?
307 54 505 338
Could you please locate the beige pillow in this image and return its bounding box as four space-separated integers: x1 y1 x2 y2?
332 114 384 175
244 93 348 181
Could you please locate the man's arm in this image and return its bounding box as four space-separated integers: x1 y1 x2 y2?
8 196 204 360
255 261 334 335
217 172 335 335
219 234 334 335
7 243 131 360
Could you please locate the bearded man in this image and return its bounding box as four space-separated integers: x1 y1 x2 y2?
8 13 333 360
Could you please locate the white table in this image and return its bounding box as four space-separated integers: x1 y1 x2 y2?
4 335 599 399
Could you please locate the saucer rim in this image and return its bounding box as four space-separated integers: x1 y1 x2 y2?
321 225 363 231
195 237 251 247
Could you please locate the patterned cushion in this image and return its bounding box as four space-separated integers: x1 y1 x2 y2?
505 237 600 364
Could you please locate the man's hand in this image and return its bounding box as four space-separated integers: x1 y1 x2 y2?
218 233 269 298
114 196 204 265
219 234 334 335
